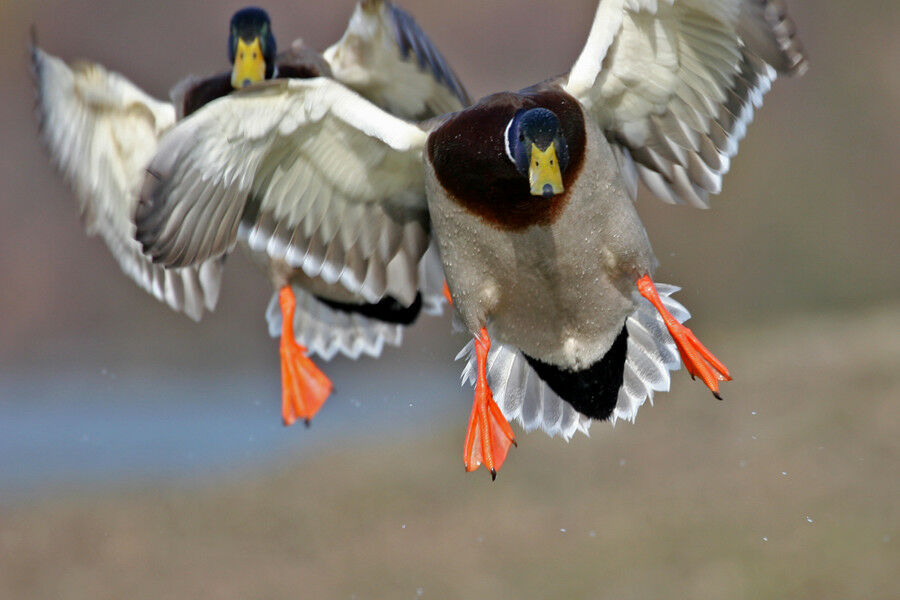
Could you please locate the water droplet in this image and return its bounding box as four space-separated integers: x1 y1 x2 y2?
751 411 757 416
762 537 768 542
588 530 597 538
560 528 567 533
416 588 424 597
806 516 814 524
401 524 407 529
751 435 758 440
781 471 788 476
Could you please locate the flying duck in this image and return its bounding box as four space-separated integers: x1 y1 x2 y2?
135 0 806 477
33 2 470 426
30 7 312 321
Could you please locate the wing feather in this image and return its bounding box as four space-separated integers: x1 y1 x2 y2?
564 0 806 208
136 77 430 304
31 43 222 320
323 0 470 120
737 0 808 76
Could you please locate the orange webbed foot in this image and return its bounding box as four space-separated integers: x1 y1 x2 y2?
279 286 333 427
463 328 517 479
637 275 731 398
442 281 453 305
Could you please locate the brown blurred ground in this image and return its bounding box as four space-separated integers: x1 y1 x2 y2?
2 308 899 599
0 0 898 598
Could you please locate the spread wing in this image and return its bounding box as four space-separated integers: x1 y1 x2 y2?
31 43 223 320
564 0 807 208
136 77 432 306
323 0 470 120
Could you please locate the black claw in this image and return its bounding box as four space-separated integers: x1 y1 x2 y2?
690 374 696 381
304 418 311 428
511 439 518 448
490 469 497 481
713 391 723 401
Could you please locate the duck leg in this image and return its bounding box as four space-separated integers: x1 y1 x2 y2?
442 281 453 304
278 286 333 426
463 328 517 479
636 275 731 398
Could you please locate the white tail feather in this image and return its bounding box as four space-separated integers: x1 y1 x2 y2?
266 245 446 360
458 283 688 439
266 286 401 361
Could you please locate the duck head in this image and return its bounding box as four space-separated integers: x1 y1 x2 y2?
229 7 276 89
504 108 570 198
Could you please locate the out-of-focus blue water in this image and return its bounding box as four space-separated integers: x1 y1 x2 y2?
0 362 463 502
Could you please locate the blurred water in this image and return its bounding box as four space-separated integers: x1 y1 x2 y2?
0 364 462 501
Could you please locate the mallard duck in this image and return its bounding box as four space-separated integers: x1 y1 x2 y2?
29 7 298 321
135 0 806 477
33 2 470 426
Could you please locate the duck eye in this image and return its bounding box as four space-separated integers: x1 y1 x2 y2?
252 52 258 59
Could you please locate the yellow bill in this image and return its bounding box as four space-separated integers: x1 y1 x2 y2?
529 142 564 198
231 37 266 89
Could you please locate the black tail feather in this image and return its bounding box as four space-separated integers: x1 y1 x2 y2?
315 293 422 326
523 325 628 421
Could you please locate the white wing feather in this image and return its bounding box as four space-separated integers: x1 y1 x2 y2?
565 0 806 208
136 77 431 306
32 45 222 320
324 0 470 120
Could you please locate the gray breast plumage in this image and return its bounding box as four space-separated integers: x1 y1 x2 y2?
427 114 656 370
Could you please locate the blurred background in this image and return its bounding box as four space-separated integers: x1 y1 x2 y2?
1 0 898 597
